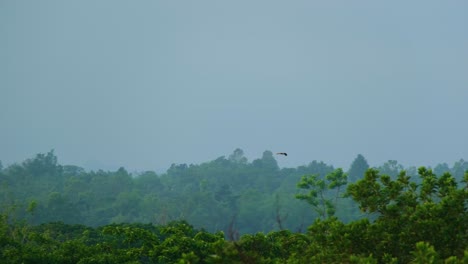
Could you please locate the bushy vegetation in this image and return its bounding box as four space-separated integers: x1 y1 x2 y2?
0 150 467 263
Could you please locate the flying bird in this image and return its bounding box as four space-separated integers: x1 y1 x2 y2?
276 152 287 156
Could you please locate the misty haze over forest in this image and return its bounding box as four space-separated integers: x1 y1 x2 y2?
1 149 467 231
1 1 468 262
1 1 467 172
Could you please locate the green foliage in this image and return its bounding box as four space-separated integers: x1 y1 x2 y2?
0 151 467 263
0 149 337 233
295 168 347 219
347 168 468 262
411 241 438 264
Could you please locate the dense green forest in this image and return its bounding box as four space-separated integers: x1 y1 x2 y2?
0 150 467 263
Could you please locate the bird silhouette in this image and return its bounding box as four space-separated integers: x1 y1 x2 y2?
276 152 287 156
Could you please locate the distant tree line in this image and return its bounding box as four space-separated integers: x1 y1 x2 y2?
0 150 467 234
0 150 466 263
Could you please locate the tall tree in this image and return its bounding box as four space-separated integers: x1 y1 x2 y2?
295 168 348 219
252 150 278 171
228 148 248 164
378 160 403 178
452 159 468 182
348 154 369 182
434 162 451 176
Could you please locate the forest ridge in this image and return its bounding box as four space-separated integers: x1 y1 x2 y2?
0 149 467 263
0 149 467 231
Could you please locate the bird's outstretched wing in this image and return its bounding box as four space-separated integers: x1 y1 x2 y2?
276 152 287 156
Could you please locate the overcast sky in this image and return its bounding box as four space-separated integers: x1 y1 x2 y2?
1 1 467 172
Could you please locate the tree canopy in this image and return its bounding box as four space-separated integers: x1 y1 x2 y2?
0 150 467 263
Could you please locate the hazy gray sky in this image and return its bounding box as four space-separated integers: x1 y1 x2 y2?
1 1 467 172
